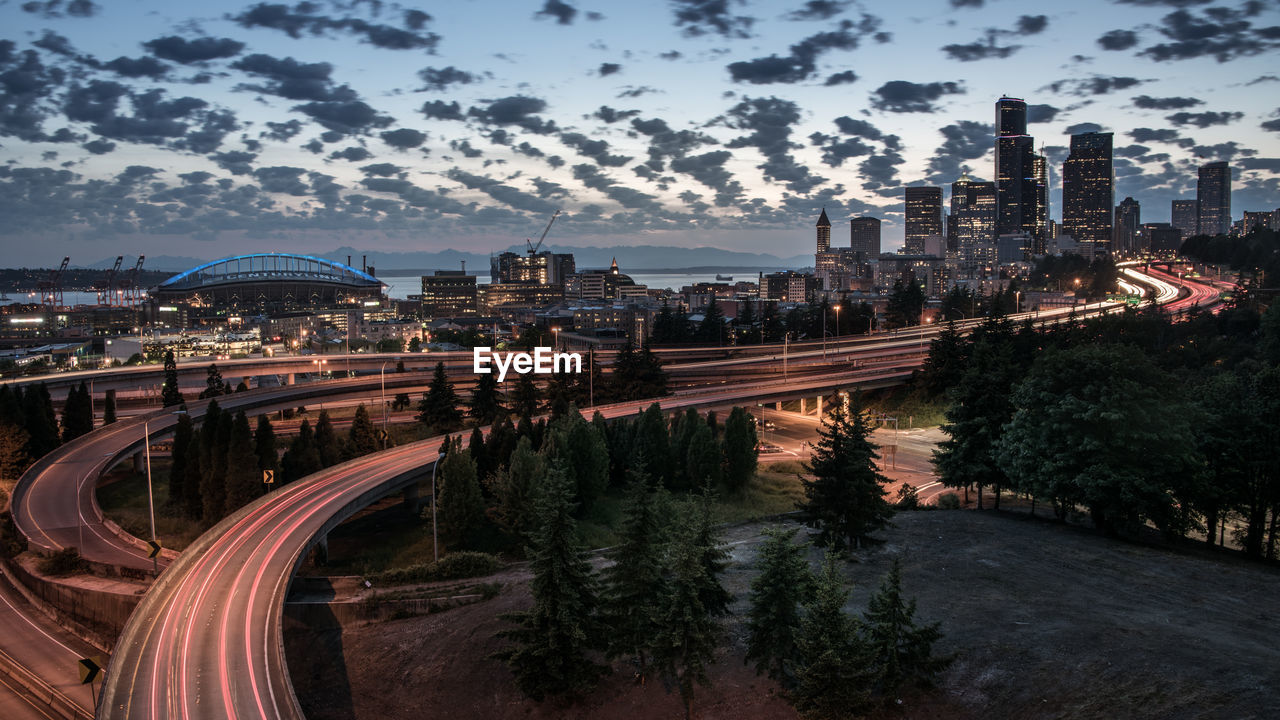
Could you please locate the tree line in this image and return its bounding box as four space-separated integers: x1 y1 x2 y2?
1180 227 1280 289
0 381 119 484
923 290 1280 559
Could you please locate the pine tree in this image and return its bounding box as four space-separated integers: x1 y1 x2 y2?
60 382 93 442
493 461 606 700
161 350 183 407
797 395 893 551
437 437 485 548
418 362 463 432
347 404 378 457
791 552 876 719
468 370 505 425
746 527 813 686
199 363 226 399
282 418 322 483
688 489 732 617
541 408 610 514
698 296 725 345
313 410 343 467
182 432 203 520
488 435 544 540
0 423 31 484
169 411 194 509
722 407 758 492
685 420 722 489
197 399 221 490
655 496 727 720
103 389 117 425
23 383 60 458
601 465 669 678
224 411 261 513
933 334 1017 509
254 415 280 477
468 426 493 484
632 403 671 488
508 373 541 420
863 559 948 694
200 409 232 524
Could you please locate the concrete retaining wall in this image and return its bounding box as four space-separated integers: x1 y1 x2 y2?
0 646 92 720
3 556 140 653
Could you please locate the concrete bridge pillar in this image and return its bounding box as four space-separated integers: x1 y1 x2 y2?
403 485 420 515
814 395 823 417
774 401 782 411
133 451 143 473
285 373 295 385
798 397 806 415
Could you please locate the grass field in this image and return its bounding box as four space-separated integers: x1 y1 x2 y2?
96 461 205 551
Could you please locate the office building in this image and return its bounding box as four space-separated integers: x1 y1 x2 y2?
1171 199 1197 239
950 175 997 265
1242 210 1271 234
815 208 831 252
490 251 576 286
850 217 881 257
904 186 943 255
1062 131 1114 255
1196 161 1231 237
420 270 478 318
1138 223 1182 255
994 97 1047 250
1113 197 1141 256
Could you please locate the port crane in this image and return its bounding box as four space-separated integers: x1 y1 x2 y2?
37 257 69 308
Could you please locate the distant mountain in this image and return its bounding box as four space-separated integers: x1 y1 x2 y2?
321 245 810 273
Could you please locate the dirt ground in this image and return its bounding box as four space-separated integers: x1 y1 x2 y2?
285 510 1280 720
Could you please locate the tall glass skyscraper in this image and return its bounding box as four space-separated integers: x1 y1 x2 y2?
1196 162 1231 237
904 186 943 254
994 97 1047 248
1113 197 1141 256
951 175 997 265
850 216 881 257
1062 131 1114 253
1171 199 1197 239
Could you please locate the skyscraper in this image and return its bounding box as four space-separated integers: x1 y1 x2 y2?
951 174 997 265
1113 197 1140 255
1171 199 1197 239
993 96 1046 250
1062 131 1114 253
1196 161 1231 237
815 207 831 252
850 217 881 257
904 186 943 254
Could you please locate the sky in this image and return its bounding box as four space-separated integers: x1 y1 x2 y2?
2 0 1279 267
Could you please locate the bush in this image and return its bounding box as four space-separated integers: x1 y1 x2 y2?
0 511 26 558
38 547 88 576
369 551 501 585
895 483 920 510
935 492 961 510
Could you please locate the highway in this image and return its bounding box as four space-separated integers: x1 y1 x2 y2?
5 264 1220 718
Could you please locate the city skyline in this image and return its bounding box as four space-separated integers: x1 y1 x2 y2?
2 0 1279 266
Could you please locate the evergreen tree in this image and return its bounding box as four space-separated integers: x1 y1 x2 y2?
791 552 876 719
224 411 261 513
418 362 463 432
688 489 732 617
918 320 969 399
182 431 204 519
60 382 93 443
347 404 378 457
102 389 117 425
200 410 232 523
254 415 280 477
685 420 722 489
932 335 1017 509
746 527 813 686
655 496 727 720
508 373 541 420
468 370 505 425
632 403 671 488
437 437 485 548
282 418 322 483
392 392 411 411
721 407 758 492
698 296 725 345
161 350 183 407
488 435 545 540
198 363 226 400
601 465 669 678
468 426 494 484
541 408 610 514
0 422 31 484
197 399 221 481
168 411 194 510
797 396 893 551
493 461 606 700
863 559 948 694
23 383 60 459
313 410 343 467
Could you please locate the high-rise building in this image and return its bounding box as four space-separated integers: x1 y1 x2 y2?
1196 161 1231 237
815 207 831 252
950 174 997 265
1171 199 1197 239
1062 131 1114 254
850 217 881 257
1113 197 1141 256
420 270 478 318
1243 210 1272 234
904 186 943 254
994 97 1046 249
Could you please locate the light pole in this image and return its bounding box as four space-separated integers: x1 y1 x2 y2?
431 449 447 563
552 326 560 351
1014 290 1021 315
312 358 327 379
783 333 789 380
822 306 827 360
833 304 841 341
588 346 594 409
143 409 185 574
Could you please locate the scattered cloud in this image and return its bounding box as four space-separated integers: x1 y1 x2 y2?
671 0 755 39
1166 110 1243 128
1043 75 1144 96
535 0 578 25
232 2 440 51
417 66 480 92
1139 6 1280 63
1132 95 1203 110
1097 29 1139 51
144 36 245 64
871 80 964 113
786 1 851 21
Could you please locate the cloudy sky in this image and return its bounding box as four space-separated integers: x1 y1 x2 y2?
2 0 1279 266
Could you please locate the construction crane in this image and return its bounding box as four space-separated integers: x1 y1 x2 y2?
95 256 123 306
122 255 145 306
526 210 560 255
37 257 69 309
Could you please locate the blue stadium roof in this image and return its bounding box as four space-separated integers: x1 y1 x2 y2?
158 253 382 291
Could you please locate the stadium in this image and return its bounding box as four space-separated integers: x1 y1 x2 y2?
151 253 385 309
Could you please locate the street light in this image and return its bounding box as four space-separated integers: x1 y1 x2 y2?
380 361 389 449
431 449 447 563
144 409 186 574
552 326 560 351
312 358 327 379
833 304 841 341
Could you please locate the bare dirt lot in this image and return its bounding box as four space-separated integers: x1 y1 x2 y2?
286 510 1280 720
